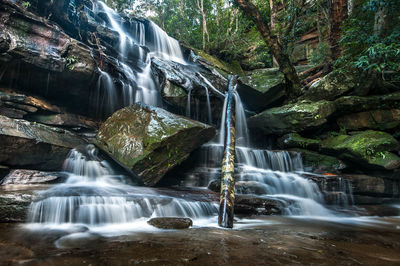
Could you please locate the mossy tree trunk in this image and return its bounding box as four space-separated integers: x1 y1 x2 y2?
234 0 301 99
218 75 237 228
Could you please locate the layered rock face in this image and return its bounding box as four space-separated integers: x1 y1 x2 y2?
0 0 229 122
248 67 400 202
96 104 216 186
0 115 86 170
0 0 228 182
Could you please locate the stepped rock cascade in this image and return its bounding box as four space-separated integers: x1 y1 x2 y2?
27 145 218 228
182 91 353 216
91 1 189 116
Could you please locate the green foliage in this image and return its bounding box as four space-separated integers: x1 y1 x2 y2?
310 42 329 65
65 56 78 70
336 0 400 76
21 1 31 9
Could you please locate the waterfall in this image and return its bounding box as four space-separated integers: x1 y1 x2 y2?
181 90 353 215
27 145 218 228
146 21 187 65
91 1 187 117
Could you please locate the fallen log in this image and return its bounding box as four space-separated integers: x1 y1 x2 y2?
218 75 238 228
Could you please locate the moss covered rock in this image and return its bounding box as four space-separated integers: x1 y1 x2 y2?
278 133 321 150
161 80 188 109
247 100 336 135
334 92 400 116
321 130 400 170
299 70 362 101
96 104 216 186
290 148 346 173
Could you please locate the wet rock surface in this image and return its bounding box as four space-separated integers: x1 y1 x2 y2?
298 70 363 101
320 130 400 170
1 217 400 265
1 170 68 185
336 109 400 131
96 104 216 185
248 100 336 135
0 115 86 171
0 1 100 114
147 217 193 229
290 148 347 174
0 186 37 222
342 174 400 198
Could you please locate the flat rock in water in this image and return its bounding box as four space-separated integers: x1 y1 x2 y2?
147 217 193 229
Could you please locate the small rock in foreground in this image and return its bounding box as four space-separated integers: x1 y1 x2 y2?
147 217 193 229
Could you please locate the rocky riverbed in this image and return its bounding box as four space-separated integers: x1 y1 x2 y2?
0 215 399 265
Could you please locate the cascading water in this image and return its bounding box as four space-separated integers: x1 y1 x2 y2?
27 145 218 230
92 1 187 116
181 90 353 216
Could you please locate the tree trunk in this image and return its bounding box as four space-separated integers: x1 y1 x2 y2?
374 3 390 38
234 0 301 98
218 75 237 229
269 0 279 67
226 8 239 36
329 0 348 61
196 0 209 51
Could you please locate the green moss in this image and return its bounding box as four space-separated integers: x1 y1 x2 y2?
280 133 320 150
322 135 351 149
195 49 243 76
321 130 400 169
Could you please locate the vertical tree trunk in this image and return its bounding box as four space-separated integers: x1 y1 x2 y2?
218 75 237 229
269 0 279 67
374 4 390 38
226 8 239 36
234 0 301 98
329 0 348 61
196 0 209 51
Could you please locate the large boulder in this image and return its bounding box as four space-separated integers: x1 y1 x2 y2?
342 174 400 198
278 133 321 151
247 100 336 135
237 66 310 112
289 148 347 174
0 115 86 170
336 109 400 131
95 104 216 186
321 130 400 170
333 92 400 116
299 70 362 101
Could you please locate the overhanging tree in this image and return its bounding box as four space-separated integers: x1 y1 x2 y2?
233 0 302 98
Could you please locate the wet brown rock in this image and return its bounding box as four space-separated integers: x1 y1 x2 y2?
235 195 286 215
1 170 67 185
0 115 86 171
0 189 34 222
0 1 99 114
337 109 400 131
342 174 400 198
147 217 193 229
28 113 99 129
